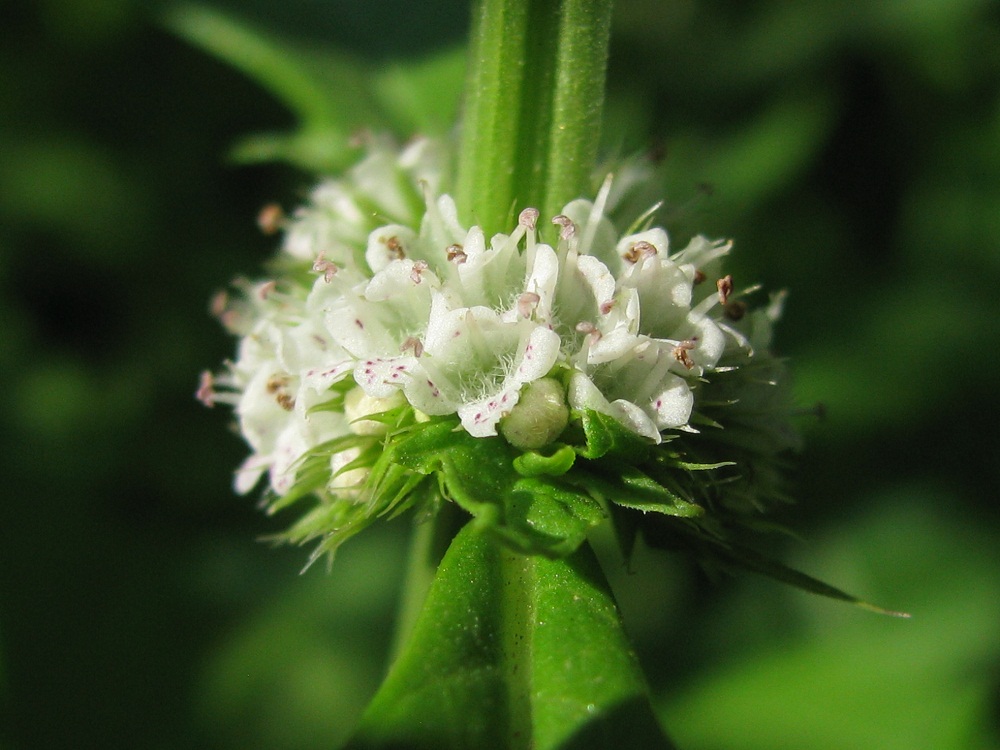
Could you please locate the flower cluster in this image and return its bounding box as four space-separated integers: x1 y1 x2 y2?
200 138 798 560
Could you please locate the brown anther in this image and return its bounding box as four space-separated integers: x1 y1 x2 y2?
624 241 657 264
384 235 406 259
401 336 424 358
258 280 277 300
724 300 748 321
519 207 540 231
196 371 215 407
276 393 295 411
551 215 576 241
717 275 734 306
672 340 697 370
312 253 338 282
517 292 540 318
410 260 429 284
256 203 284 235
210 290 228 319
266 374 290 394
693 269 707 285
599 299 615 315
446 244 467 263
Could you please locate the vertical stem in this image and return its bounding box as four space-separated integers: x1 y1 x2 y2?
456 0 614 236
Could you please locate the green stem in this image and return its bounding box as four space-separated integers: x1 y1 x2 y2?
456 0 614 236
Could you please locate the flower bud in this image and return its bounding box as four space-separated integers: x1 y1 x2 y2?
499 378 569 450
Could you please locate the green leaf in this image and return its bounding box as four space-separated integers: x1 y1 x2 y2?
346 524 674 749
163 3 381 170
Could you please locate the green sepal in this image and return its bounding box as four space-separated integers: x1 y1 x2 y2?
345 523 675 749
697 534 910 617
575 408 655 461
513 444 577 477
383 419 605 557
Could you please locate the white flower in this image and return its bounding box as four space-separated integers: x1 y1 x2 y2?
203 138 776 496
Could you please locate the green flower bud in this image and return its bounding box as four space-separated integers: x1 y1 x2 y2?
499 378 569 450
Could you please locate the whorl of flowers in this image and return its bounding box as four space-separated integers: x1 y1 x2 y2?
200 138 799 563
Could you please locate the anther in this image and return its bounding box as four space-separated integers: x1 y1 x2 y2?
519 208 540 231
693 269 707 285
210 291 228 319
717 275 734 306
517 292 540 318
410 260 429 284
258 280 277 300
384 235 406 259
446 244 467 264
257 203 284 235
312 253 339 282
624 241 657 264
196 371 215 407
672 340 697 370
575 321 602 347
401 336 424 357
551 215 576 241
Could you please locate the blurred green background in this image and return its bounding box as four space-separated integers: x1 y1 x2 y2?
1 0 998 748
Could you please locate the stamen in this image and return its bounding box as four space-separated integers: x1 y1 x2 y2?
401 336 424 357
551 215 576 241
624 241 657 264
312 253 339 282
517 292 540 318
717 275 734 306
518 208 539 231
446 243 467 264
410 260 429 284
266 374 291 394
258 280 277 300
672 339 697 370
693 269 707 285
599 299 616 316
209 291 228 319
384 235 406 259
196 371 215 407
257 203 284 235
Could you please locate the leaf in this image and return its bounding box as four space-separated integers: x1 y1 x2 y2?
163 3 381 170
164 5 466 171
345 524 674 749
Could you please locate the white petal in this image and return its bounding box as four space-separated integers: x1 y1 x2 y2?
649 374 694 429
513 326 561 381
458 386 521 437
354 356 417 399
234 454 269 495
